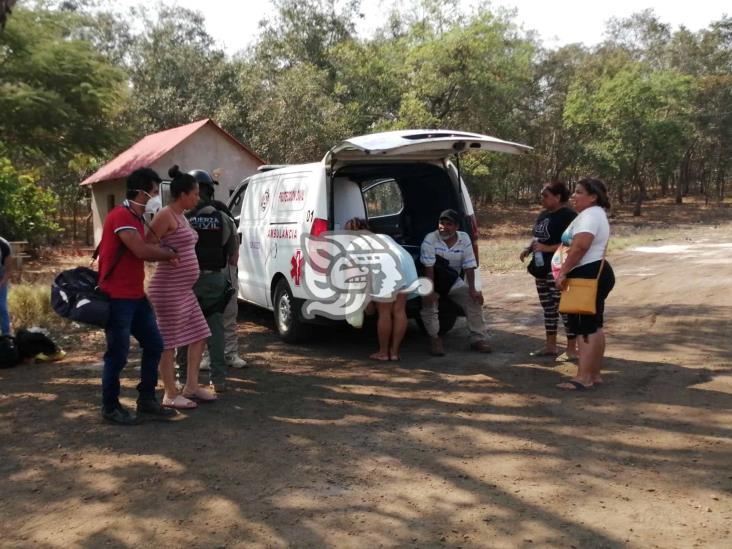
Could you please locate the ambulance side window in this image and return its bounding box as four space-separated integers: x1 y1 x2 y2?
362 178 403 218
229 182 248 221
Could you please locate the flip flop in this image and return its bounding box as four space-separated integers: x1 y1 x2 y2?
389 355 400 361
556 380 594 391
182 387 218 402
369 353 390 362
162 395 198 409
530 348 560 357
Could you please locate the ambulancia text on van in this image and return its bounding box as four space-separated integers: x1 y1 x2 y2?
227 130 532 342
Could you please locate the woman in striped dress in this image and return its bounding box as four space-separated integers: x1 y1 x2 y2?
147 166 216 409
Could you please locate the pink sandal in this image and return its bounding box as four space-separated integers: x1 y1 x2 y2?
162 395 198 409
182 386 218 402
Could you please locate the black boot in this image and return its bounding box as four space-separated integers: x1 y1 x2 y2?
136 398 177 420
102 404 141 426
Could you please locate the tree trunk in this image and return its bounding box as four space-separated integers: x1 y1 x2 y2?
632 177 645 217
0 0 17 29
85 212 93 246
675 171 683 205
678 146 693 204
716 145 725 203
717 169 726 203
632 194 643 216
72 202 78 241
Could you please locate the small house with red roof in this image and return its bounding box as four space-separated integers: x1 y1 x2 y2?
82 119 264 244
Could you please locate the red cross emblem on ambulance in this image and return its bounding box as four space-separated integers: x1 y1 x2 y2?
290 250 303 286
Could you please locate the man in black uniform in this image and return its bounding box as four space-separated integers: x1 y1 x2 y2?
177 170 238 392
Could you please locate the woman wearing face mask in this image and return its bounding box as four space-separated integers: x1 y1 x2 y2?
552 178 615 391
520 181 577 359
146 165 216 409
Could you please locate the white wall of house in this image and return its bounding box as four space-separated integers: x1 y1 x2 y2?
90 178 126 245
88 125 262 244
152 124 262 203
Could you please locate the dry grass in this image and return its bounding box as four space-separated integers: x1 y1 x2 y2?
477 196 731 273
478 227 688 274
7 284 61 330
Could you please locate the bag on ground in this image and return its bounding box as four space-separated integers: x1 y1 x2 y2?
0 335 20 368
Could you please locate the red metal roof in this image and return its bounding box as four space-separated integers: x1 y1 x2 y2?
81 119 264 185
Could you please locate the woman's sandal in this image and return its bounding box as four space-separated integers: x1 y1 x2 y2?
162 394 198 409
556 380 594 391
182 386 218 402
530 348 560 357
369 352 390 362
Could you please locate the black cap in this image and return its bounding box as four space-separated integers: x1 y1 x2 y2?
439 209 460 224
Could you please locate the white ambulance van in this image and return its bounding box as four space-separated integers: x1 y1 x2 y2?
227 130 532 342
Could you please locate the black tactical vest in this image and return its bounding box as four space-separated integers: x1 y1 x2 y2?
188 206 226 270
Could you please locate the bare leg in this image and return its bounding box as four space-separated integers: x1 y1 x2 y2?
371 302 392 360
389 294 408 360
545 333 558 354
589 329 605 384
183 339 215 398
564 331 604 387
159 349 178 401
566 336 578 358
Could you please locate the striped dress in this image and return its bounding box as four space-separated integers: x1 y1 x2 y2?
148 213 211 349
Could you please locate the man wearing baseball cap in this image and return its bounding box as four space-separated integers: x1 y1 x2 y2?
419 209 492 356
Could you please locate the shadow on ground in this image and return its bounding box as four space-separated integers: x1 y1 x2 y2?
1 298 731 547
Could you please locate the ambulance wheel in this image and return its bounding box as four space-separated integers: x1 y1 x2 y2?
274 279 306 343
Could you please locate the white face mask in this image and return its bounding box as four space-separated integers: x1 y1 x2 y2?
144 194 162 215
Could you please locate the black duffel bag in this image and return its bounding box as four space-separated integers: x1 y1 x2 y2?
51 267 112 328
0 335 19 368
51 243 125 329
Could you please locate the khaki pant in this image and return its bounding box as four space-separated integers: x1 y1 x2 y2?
420 280 487 343
223 264 239 357
177 271 228 385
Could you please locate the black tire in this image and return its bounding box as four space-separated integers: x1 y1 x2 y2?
273 279 307 343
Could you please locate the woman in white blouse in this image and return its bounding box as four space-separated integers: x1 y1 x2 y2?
553 178 615 390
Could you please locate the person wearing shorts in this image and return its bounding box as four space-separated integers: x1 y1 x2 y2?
552 178 615 391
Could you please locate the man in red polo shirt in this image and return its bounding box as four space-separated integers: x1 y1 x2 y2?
98 167 178 425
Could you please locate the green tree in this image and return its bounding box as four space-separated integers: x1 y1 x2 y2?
530 44 590 184
0 6 127 164
0 157 60 243
564 64 692 214
0 0 16 29
0 4 128 239
255 0 362 74
245 63 350 163
122 5 242 136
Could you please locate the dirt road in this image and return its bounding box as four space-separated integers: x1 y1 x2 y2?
1 225 731 548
